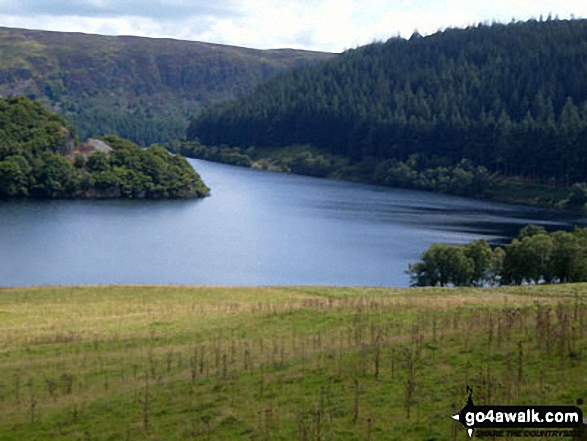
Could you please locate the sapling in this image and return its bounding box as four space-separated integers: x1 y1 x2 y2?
353 377 360 424
30 395 37 424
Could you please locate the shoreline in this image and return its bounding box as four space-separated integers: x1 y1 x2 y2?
176 144 577 212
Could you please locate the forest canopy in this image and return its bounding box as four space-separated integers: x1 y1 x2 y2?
0 97 209 199
188 19 587 193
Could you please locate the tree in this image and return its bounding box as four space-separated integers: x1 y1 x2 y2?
523 233 554 283
408 243 473 287
565 183 587 209
113 167 152 198
463 239 493 285
518 224 547 238
0 155 30 197
87 151 111 172
488 247 505 286
502 233 553 284
549 230 587 282
33 152 77 198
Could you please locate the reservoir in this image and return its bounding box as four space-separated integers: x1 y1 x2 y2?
1 159 586 287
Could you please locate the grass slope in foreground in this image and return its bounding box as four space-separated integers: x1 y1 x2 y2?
0 285 586 440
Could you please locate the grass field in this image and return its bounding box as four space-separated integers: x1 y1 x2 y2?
0 284 586 440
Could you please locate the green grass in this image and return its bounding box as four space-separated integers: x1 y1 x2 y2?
0 284 586 440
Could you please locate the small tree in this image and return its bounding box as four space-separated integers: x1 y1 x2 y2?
87 151 111 173
549 230 587 282
502 233 553 284
565 183 587 209
488 247 505 286
463 240 493 286
0 156 30 197
518 225 547 239
408 243 473 287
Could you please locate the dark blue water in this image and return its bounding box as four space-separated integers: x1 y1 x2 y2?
1 159 585 287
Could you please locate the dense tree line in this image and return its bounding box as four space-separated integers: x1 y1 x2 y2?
0 97 209 199
372 155 494 197
174 141 345 177
408 226 587 286
189 19 587 191
66 104 188 147
177 140 496 197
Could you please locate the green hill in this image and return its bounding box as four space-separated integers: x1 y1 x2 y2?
0 27 333 145
187 19 587 204
0 96 209 199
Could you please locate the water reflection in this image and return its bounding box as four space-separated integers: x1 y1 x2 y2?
0 159 585 288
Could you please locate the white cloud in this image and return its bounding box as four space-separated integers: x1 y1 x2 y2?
0 0 585 52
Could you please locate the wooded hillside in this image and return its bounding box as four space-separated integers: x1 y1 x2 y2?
189 19 587 189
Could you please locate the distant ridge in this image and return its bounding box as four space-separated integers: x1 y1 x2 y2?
0 26 334 145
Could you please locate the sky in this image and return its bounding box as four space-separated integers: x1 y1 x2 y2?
0 0 585 52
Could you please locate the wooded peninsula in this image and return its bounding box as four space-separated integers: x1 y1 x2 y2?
0 97 209 199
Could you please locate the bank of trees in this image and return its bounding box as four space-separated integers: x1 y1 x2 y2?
189 19 587 192
0 97 209 199
372 156 494 197
80 136 209 199
0 135 209 199
408 226 587 286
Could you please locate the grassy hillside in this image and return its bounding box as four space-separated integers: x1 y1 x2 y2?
0 284 585 439
0 27 334 145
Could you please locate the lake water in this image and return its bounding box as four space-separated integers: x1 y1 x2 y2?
1 159 586 288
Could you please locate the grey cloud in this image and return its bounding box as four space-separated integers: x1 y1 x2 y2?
0 0 243 20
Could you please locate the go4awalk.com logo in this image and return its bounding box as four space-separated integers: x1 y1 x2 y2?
451 387 584 438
